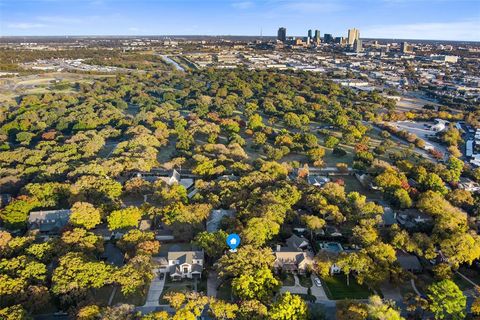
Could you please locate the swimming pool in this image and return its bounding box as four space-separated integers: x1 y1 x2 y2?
318 242 344 253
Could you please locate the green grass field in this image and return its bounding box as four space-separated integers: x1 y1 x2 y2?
322 274 373 300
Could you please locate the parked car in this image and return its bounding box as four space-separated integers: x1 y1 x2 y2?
313 277 322 287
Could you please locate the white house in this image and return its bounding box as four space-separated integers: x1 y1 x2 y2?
167 250 204 280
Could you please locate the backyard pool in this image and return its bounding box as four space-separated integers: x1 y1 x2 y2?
318 242 344 253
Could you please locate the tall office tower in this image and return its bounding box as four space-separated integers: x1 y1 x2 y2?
354 39 363 52
401 41 413 53
308 29 313 39
277 27 287 42
324 33 333 43
348 28 360 46
313 30 322 44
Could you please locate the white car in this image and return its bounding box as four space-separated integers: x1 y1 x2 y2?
313 277 322 287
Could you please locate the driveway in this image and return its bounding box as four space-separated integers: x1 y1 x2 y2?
280 274 308 295
143 269 166 307
310 275 328 301
207 270 220 297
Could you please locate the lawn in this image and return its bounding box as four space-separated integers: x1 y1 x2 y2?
89 285 115 306
452 273 476 291
280 274 295 286
159 276 207 304
340 175 383 201
112 284 148 306
298 275 312 288
321 274 373 300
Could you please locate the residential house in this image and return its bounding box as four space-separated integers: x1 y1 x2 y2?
136 169 195 191
396 250 422 273
307 175 330 187
285 234 310 251
396 209 434 231
458 178 480 193
206 209 235 232
274 235 314 274
167 250 204 280
274 251 314 274
158 169 194 190
28 209 71 233
382 207 397 227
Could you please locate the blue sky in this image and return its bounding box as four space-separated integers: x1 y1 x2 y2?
1 0 479 40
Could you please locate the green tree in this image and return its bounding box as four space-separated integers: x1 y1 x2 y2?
366 295 404 320
193 230 228 260
324 136 340 148
427 280 466 320
61 228 103 252
247 114 264 131
217 245 275 279
52 252 114 296
77 305 101 320
0 198 39 230
0 305 30 320
301 215 325 239
208 299 239 319
269 292 308 320
232 267 280 302
307 147 325 166
336 300 367 320
115 255 154 295
69 202 102 230
391 188 412 209
107 207 142 231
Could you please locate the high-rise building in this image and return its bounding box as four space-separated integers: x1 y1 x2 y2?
314 30 321 43
324 33 333 44
401 41 413 53
347 28 360 46
277 27 287 43
308 29 313 39
353 39 363 52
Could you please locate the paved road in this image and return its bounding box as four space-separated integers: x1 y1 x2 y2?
207 270 220 297
143 269 166 308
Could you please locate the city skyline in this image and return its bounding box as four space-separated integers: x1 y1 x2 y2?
1 0 479 41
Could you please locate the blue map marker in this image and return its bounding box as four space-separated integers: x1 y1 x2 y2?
226 233 240 252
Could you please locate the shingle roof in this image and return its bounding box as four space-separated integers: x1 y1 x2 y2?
168 251 204 265
396 251 422 271
285 234 309 250
28 209 71 232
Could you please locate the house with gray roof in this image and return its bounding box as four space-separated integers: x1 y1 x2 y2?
273 251 314 274
285 234 310 251
206 209 235 232
167 250 204 280
396 250 422 273
28 209 71 234
274 235 314 274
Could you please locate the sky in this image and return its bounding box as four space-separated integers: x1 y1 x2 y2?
0 0 479 41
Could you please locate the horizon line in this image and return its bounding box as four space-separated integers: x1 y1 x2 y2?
0 34 479 43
